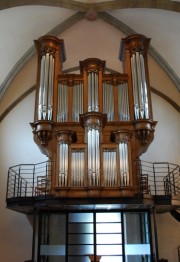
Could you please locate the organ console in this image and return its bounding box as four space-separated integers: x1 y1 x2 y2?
31 34 156 198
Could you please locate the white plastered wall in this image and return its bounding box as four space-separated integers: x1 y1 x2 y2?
0 18 180 262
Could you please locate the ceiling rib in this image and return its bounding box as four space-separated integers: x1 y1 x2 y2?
0 0 179 13
99 12 180 92
1 10 180 103
1 10 180 102
0 12 85 101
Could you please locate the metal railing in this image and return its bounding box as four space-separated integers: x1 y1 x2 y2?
6 160 180 199
6 161 52 199
135 160 180 195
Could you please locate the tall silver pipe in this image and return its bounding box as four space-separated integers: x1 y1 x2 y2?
113 151 116 185
71 151 75 186
80 82 83 114
59 143 68 186
125 143 129 185
131 54 139 119
103 83 105 113
131 51 149 119
140 53 149 119
125 82 130 121
65 143 68 186
118 84 122 120
119 142 129 186
42 53 50 120
73 83 84 121
95 72 98 111
88 73 91 111
136 52 144 119
92 72 94 110
88 71 99 112
38 53 54 120
80 152 82 186
47 55 54 120
38 55 45 120
103 150 117 186
103 151 107 185
95 129 100 185
72 85 76 121
109 151 111 185
88 129 92 185
103 83 114 121
122 84 124 120
122 143 125 185
119 143 123 185
87 128 100 186
118 83 129 122
57 84 68 122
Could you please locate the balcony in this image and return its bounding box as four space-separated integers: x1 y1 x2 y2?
6 160 180 214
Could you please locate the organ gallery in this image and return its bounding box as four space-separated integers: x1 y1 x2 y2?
31 34 156 198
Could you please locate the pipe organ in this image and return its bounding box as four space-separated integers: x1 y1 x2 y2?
31 34 156 198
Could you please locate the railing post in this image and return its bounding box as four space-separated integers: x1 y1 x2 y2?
6 169 11 199
167 163 171 195
172 167 176 195
32 164 36 197
17 165 21 197
153 163 156 195
14 173 17 198
20 177 22 197
25 181 27 197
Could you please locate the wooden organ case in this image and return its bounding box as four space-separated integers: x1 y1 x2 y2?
31 34 156 199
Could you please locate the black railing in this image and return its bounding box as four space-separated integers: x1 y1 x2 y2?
136 160 180 195
6 161 52 199
6 160 180 199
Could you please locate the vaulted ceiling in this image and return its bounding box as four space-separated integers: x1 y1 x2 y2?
0 0 180 103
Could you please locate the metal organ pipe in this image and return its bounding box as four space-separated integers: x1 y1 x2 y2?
88 71 99 112
140 53 149 119
71 150 85 186
131 51 149 120
59 143 68 186
48 54 54 120
88 128 100 186
57 84 68 122
73 83 83 121
131 54 139 120
38 52 55 120
118 82 130 121
38 55 45 120
103 82 114 121
119 142 129 186
103 150 117 186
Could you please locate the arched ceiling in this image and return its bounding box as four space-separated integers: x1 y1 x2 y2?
0 0 180 102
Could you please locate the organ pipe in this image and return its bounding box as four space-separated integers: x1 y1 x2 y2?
88 71 99 112
87 128 100 186
119 142 129 186
71 150 84 186
103 82 114 121
131 51 149 120
38 52 55 120
103 150 117 186
59 143 68 186
73 82 83 121
57 83 69 122
118 82 130 121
